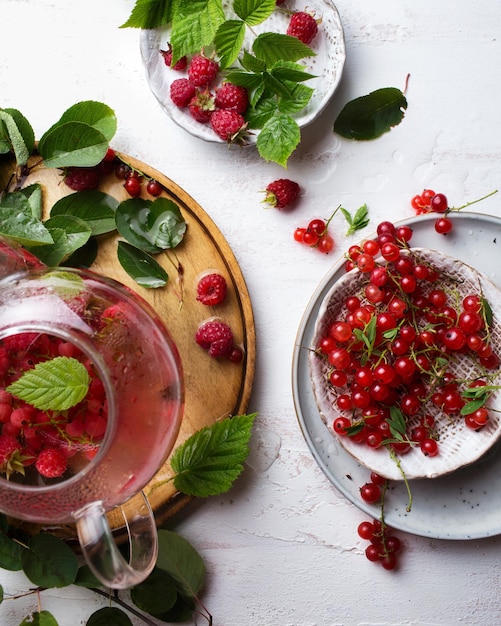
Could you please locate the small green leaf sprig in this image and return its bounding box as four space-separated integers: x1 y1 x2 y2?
0 101 187 292
0 411 257 625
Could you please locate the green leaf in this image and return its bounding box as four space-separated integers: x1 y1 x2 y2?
245 95 277 129
156 530 206 598
388 406 407 440
270 61 316 84
239 49 267 73
0 196 54 246
38 121 109 168
334 87 408 140
56 101 117 142
19 611 59 626
131 567 178 614
0 108 35 164
21 533 79 588
86 607 133 626
234 0 276 25
171 413 256 496
35 215 92 265
0 527 24 570
460 398 487 416
224 68 264 93
17 183 43 219
342 203 370 235
256 113 300 167
50 190 118 236
74 564 101 589
0 584 3 604
481 297 493 326
214 19 246 69
7 356 90 411
0 109 32 165
121 0 174 28
117 241 169 288
277 82 314 114
64 237 99 269
253 32 315 66
115 197 187 253
170 0 225 61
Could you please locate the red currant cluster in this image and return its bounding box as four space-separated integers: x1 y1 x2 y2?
357 511 402 570
294 217 335 254
316 219 499 459
410 189 453 235
0 332 108 481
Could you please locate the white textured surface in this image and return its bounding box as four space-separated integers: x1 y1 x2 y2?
0 0 501 625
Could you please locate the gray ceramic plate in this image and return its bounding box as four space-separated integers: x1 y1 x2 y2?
292 211 501 540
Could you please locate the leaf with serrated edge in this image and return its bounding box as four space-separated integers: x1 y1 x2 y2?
214 19 246 69
234 0 275 26
121 0 174 28
256 113 300 167
170 0 225 61
253 32 315 66
171 413 256 496
7 356 90 411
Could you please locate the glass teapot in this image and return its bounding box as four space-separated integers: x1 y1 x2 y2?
0 236 184 589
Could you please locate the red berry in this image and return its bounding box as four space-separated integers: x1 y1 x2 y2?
435 216 453 234
263 179 300 209
124 174 142 197
64 166 101 191
210 109 248 143
287 11 319 44
196 273 228 306
188 89 216 124
146 180 163 197
160 43 187 71
35 447 67 479
360 482 381 504
188 54 220 87
170 78 197 108
215 82 249 114
195 319 234 358
430 193 448 213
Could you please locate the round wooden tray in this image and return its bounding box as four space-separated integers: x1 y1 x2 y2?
0 152 256 534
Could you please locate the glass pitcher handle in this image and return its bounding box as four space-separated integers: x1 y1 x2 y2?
75 491 157 589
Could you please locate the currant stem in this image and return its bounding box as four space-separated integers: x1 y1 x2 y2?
390 449 413 512
448 189 498 213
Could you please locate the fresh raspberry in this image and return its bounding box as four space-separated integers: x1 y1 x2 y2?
196 273 228 306
189 90 216 123
210 109 248 144
170 78 197 108
195 320 234 358
188 54 220 87
160 43 187 71
287 11 320 45
0 434 23 478
35 447 67 479
64 166 101 191
263 179 301 209
214 83 249 114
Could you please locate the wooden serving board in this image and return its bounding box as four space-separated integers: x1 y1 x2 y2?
0 152 256 534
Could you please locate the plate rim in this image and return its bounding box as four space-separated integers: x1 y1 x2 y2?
292 210 501 540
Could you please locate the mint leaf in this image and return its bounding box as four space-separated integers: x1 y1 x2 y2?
121 0 175 28
7 356 90 411
253 32 316 66
171 413 256 496
214 19 246 69
234 0 276 25
256 113 300 167
117 241 169 288
334 87 408 140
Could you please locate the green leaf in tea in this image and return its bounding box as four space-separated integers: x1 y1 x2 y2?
155 530 206 598
19 610 59 626
21 533 78 588
86 607 133 626
171 413 256 496
7 356 90 412
117 241 169 288
334 87 408 140
115 197 187 253
50 190 118 236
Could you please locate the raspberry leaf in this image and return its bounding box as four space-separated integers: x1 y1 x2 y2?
120 0 175 29
256 113 300 167
171 413 256 497
233 0 275 26
6 356 90 412
253 32 316 66
334 87 408 140
117 241 169 288
214 19 246 69
169 0 225 62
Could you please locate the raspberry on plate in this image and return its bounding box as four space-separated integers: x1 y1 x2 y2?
189 90 216 124
170 78 197 108
210 109 248 144
188 54 220 87
196 273 228 306
64 166 101 191
214 82 249 114
263 178 301 209
195 319 234 358
159 43 187 71
287 10 320 45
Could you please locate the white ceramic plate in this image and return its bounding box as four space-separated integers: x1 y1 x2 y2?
139 0 346 143
292 212 501 540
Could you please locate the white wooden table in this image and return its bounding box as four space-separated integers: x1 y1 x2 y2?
1 0 501 624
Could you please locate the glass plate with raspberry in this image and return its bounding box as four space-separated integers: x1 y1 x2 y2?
139 0 346 145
